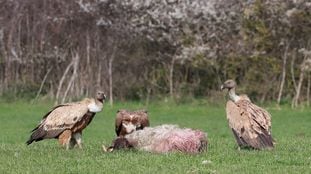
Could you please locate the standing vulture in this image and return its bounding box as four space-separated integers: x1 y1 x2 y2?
26 91 106 149
221 80 274 150
115 109 149 137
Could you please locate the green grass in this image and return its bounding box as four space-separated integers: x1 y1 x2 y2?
0 101 311 174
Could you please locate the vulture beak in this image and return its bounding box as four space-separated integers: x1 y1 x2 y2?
102 144 114 152
220 85 225 91
102 145 107 152
108 147 114 152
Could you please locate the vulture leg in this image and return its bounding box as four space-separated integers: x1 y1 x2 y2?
73 132 83 149
69 137 76 148
58 130 72 150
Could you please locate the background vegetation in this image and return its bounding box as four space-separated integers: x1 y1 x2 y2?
1 1 310 173
0 0 310 107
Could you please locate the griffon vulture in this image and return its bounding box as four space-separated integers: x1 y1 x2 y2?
103 124 208 154
26 91 106 149
221 80 274 150
115 109 149 136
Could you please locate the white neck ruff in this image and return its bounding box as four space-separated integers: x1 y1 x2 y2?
88 101 103 112
228 89 240 102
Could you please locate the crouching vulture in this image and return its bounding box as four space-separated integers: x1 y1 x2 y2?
115 109 149 137
103 124 208 154
26 91 106 149
221 80 274 150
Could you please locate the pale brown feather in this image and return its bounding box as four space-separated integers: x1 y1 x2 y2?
226 98 273 149
27 98 99 145
115 109 150 136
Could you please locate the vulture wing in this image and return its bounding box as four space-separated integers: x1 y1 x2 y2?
226 99 273 149
135 110 150 129
26 102 89 145
226 100 250 147
115 110 126 136
115 110 150 136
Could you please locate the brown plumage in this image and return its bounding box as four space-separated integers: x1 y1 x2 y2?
115 109 150 136
26 91 106 149
221 80 274 150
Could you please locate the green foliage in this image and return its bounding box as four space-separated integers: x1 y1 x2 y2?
221 56 281 101
288 8 311 38
242 0 274 52
191 53 207 68
0 102 310 173
182 35 196 46
1 82 41 102
0 56 3 64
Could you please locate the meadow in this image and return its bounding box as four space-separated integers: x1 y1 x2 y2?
0 100 310 174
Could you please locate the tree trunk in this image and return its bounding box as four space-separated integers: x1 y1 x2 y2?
292 70 304 108
146 87 151 106
307 73 310 107
34 67 52 102
62 52 80 104
0 29 8 93
277 42 289 105
108 45 117 106
4 25 15 91
97 59 102 89
169 56 176 99
55 60 73 104
290 53 298 93
260 92 267 104
86 30 91 94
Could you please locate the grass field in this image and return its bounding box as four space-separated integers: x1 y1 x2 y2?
0 100 310 174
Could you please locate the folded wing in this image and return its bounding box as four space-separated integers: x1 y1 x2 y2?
226 100 273 149
26 102 89 145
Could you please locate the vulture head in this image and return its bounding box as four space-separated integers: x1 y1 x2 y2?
221 79 242 102
115 109 150 136
103 137 134 152
220 79 236 91
96 91 106 102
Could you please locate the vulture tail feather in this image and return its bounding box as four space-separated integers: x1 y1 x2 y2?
26 139 34 145
27 126 66 145
256 132 274 149
27 104 70 144
26 126 46 145
231 129 248 147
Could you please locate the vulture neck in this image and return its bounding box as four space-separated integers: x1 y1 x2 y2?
87 98 104 113
228 88 240 103
96 98 104 103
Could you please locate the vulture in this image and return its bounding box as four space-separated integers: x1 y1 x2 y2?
103 124 208 154
221 79 274 150
115 109 149 137
26 91 106 149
